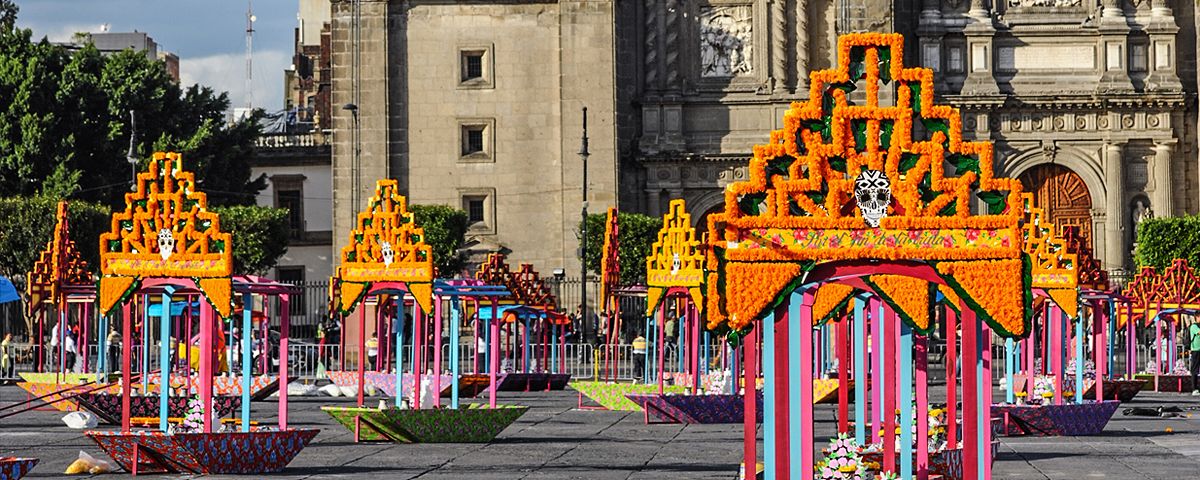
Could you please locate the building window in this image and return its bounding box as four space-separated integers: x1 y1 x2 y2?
458 46 493 89
459 188 496 234
1130 43 1148 73
271 175 306 240
466 197 486 224
458 119 494 162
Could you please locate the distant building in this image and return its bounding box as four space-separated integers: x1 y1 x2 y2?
284 0 333 133
63 31 180 83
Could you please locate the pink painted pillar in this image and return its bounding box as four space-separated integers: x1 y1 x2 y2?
1026 315 1035 401
1094 300 1106 401
1126 303 1135 379
357 307 366 407
690 303 701 392
882 308 897 473
742 319 759 480
279 294 290 429
198 300 214 434
489 300 499 408
774 301 791 478
960 308 978 480
871 298 882 443
982 322 993 480
414 305 425 409
1051 305 1063 406
80 303 89 374
836 314 850 434
657 306 666 395
946 307 957 449
1154 312 1162 390
916 333 929 480
121 303 132 433
433 298 443 408
798 292 814 480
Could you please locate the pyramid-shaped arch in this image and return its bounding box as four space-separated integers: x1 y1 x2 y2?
28 201 92 316
1061 226 1106 290
645 199 705 315
98 152 233 317
705 33 1028 337
475 253 556 310
333 180 434 314
599 208 620 312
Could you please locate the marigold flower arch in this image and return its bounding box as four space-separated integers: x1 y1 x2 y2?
599 207 620 314
1022 193 1079 317
98 152 234 317
332 180 435 315
1120 259 1200 327
28 201 92 316
644 199 705 316
705 32 1030 338
475 253 558 311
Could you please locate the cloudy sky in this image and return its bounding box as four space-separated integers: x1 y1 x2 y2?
16 0 295 112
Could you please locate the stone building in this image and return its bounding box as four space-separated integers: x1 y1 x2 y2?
329 0 1198 278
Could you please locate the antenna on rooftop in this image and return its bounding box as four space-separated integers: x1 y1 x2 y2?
245 0 256 112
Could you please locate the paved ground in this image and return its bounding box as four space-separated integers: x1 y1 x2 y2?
1 384 1198 479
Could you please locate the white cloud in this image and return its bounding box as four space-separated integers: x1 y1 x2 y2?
180 49 290 113
20 22 105 43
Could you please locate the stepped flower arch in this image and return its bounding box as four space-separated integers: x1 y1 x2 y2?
475 253 557 310
644 199 705 315
98 152 234 317
1022 193 1080 317
1120 259 1200 327
28 201 92 316
705 32 1030 338
333 180 435 315
599 208 620 313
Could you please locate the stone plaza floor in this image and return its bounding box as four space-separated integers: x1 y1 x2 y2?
1 384 1198 479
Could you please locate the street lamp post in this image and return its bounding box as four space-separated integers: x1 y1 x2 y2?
342 103 360 211
578 107 590 345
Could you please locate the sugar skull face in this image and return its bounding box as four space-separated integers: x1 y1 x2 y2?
380 241 395 266
671 253 681 275
157 229 175 260
854 169 891 228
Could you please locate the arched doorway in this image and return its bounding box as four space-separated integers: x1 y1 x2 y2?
1019 164 1094 252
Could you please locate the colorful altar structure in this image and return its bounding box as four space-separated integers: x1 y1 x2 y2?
707 33 1029 480
474 253 572 392
1120 259 1200 393
84 152 315 475
992 194 1120 437
321 180 527 443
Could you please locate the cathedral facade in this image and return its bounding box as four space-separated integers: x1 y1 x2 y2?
329 0 1197 278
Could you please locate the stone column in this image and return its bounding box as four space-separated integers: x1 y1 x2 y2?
1103 143 1127 270
646 188 663 217
794 0 809 90
921 0 940 19
1145 0 1182 90
1152 142 1175 216
771 0 787 94
1098 0 1134 91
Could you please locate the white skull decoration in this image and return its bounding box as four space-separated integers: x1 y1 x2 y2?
671 253 681 275
157 228 175 260
380 241 395 266
854 169 891 228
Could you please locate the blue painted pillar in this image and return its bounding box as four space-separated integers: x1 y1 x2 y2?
395 296 404 408
241 292 253 431
900 322 914 479
763 308 777 480
1075 308 1084 404
853 296 867 445
158 292 171 432
450 298 462 409
1005 338 1015 404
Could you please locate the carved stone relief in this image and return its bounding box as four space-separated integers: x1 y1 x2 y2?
699 5 753 78
1007 0 1082 6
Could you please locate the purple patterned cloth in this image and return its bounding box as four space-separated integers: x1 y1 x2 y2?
0 458 38 480
991 400 1120 436
86 429 317 474
625 393 764 424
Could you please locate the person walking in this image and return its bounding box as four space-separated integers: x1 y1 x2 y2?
632 333 647 382
106 329 120 374
366 332 379 371
1189 318 1200 395
1 333 14 381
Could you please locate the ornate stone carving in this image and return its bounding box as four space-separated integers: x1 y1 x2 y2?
644 0 659 90
1008 0 1082 6
665 0 681 88
699 5 753 78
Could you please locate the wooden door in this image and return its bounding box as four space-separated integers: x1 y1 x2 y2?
1020 164 1093 252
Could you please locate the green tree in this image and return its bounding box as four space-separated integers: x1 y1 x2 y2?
0 196 109 282
1134 215 1200 271
580 211 660 285
213 205 290 275
411 204 468 276
0 10 265 208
